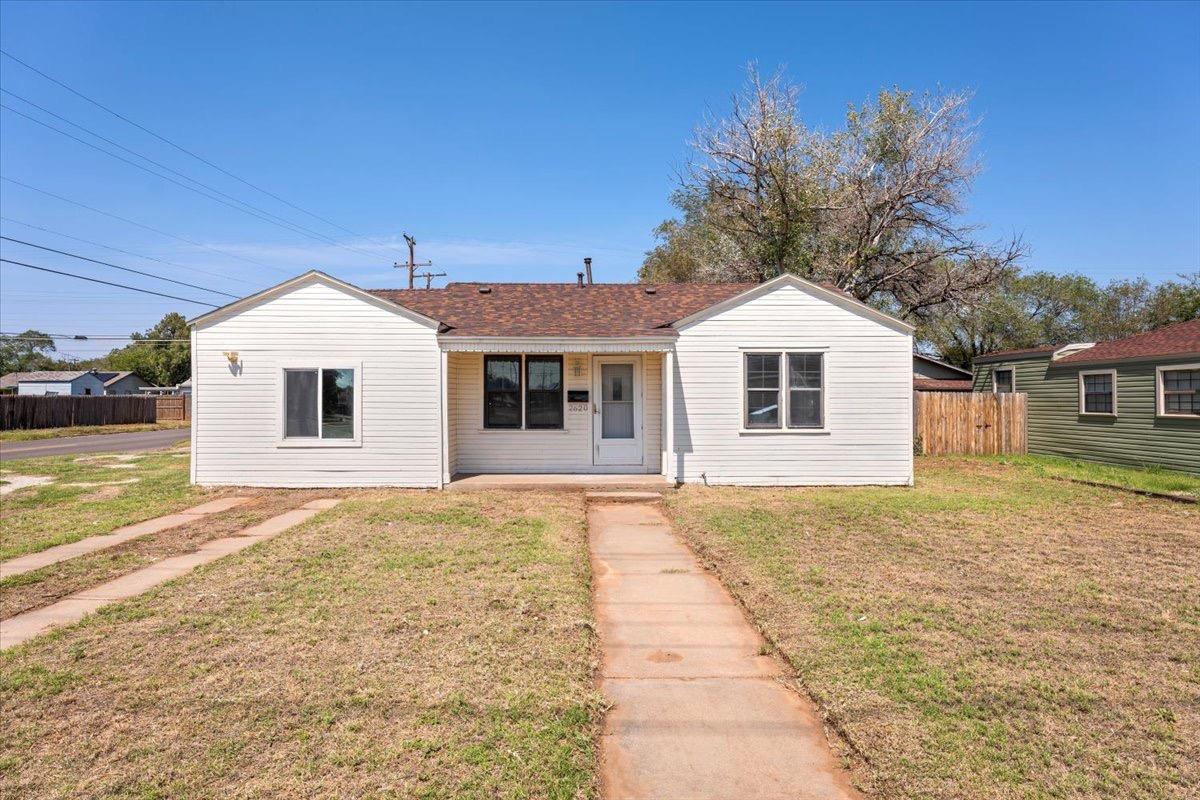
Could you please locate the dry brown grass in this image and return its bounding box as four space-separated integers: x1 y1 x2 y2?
1 490 600 799
668 457 1200 800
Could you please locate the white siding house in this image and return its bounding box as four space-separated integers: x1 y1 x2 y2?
190 271 914 488
10 371 107 396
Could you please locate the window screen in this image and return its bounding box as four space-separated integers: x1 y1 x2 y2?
745 353 781 428
787 353 823 428
1162 368 1199 415
285 369 319 438
1082 373 1114 414
484 356 522 428
526 356 563 429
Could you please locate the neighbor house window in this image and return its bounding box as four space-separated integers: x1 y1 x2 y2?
743 351 825 430
284 368 355 439
787 353 824 428
993 368 1015 393
744 353 781 428
484 355 522 429
1079 370 1116 415
1158 365 1200 417
525 355 564 429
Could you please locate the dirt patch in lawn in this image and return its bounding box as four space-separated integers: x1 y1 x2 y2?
0 489 339 618
667 456 1200 800
0 490 600 798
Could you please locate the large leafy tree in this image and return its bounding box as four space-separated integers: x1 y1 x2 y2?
640 67 1024 320
0 329 59 374
104 312 191 387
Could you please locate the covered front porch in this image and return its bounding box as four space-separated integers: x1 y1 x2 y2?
438 339 675 486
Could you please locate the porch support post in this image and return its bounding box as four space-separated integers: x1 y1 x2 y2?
439 349 450 489
663 348 674 482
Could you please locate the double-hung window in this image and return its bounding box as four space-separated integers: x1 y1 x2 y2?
283 367 356 441
744 352 824 430
483 354 564 430
1158 365 1200 417
1079 370 1116 415
993 368 1015 394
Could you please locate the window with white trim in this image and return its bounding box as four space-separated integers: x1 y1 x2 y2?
483 354 564 430
1159 366 1199 416
284 368 355 439
993 368 1015 394
1079 370 1115 415
744 352 824 430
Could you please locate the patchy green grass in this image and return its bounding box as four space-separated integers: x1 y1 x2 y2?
668 456 1199 800
0 421 188 442
991 454 1200 500
0 491 599 798
0 449 208 560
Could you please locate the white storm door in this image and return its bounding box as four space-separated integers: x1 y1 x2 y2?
593 356 643 466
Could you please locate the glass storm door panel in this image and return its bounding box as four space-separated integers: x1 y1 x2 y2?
593 358 643 466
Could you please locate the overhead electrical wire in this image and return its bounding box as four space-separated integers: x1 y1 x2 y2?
0 236 237 298
0 215 257 286
0 176 291 274
0 258 219 307
1 48 410 259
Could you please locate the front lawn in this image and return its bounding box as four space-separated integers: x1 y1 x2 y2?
0 449 210 560
0 491 599 798
668 457 1199 799
991 453 1200 501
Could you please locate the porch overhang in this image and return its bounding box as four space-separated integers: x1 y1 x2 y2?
437 336 675 353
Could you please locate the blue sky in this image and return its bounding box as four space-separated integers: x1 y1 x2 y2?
1 1 1197 359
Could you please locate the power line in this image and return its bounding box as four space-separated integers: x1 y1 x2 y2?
0 258 219 307
0 235 237 298
1 93 389 262
0 215 257 286
0 176 290 274
0 48 408 259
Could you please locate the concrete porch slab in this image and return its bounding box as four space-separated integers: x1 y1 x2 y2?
447 473 672 492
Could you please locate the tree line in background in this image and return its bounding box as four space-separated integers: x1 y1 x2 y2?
640 66 1199 367
0 312 191 386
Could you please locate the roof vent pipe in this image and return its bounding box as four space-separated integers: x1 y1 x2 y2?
577 272 585 287
584 257 593 285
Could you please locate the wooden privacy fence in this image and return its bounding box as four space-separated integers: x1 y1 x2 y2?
913 391 1027 456
155 395 191 421
0 395 158 430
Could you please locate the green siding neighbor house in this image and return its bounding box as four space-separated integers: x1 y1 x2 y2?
971 318 1200 474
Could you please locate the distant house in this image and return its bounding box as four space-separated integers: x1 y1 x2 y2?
94 371 151 395
138 378 191 396
0 370 107 396
912 353 972 392
972 318 1200 474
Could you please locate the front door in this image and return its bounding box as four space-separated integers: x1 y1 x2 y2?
593 356 643 466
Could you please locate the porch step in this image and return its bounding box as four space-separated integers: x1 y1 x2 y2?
585 491 666 504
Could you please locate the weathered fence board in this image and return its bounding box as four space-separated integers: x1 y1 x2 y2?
155 395 191 421
0 395 159 430
913 391 1027 456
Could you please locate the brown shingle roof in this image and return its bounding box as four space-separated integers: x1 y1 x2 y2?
1055 317 1200 364
914 378 974 392
369 282 758 337
973 344 1060 363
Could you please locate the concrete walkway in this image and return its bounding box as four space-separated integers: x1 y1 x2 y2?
0 496 252 579
590 501 858 800
0 499 340 650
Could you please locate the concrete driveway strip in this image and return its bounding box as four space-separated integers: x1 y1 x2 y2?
0 428 190 461
590 501 859 800
0 496 253 579
0 499 341 651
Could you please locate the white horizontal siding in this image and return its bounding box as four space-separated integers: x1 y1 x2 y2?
452 352 662 474
672 283 913 486
193 281 441 488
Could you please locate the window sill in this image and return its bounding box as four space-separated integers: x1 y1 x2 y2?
475 428 570 434
276 439 363 449
738 428 830 436
1079 412 1117 418
1156 413 1200 420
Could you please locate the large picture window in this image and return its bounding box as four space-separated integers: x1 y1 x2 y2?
284 367 355 440
526 355 564 429
743 351 824 431
484 355 522 429
1079 370 1116 415
1158 365 1200 417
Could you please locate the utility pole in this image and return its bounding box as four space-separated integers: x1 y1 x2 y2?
397 233 432 289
